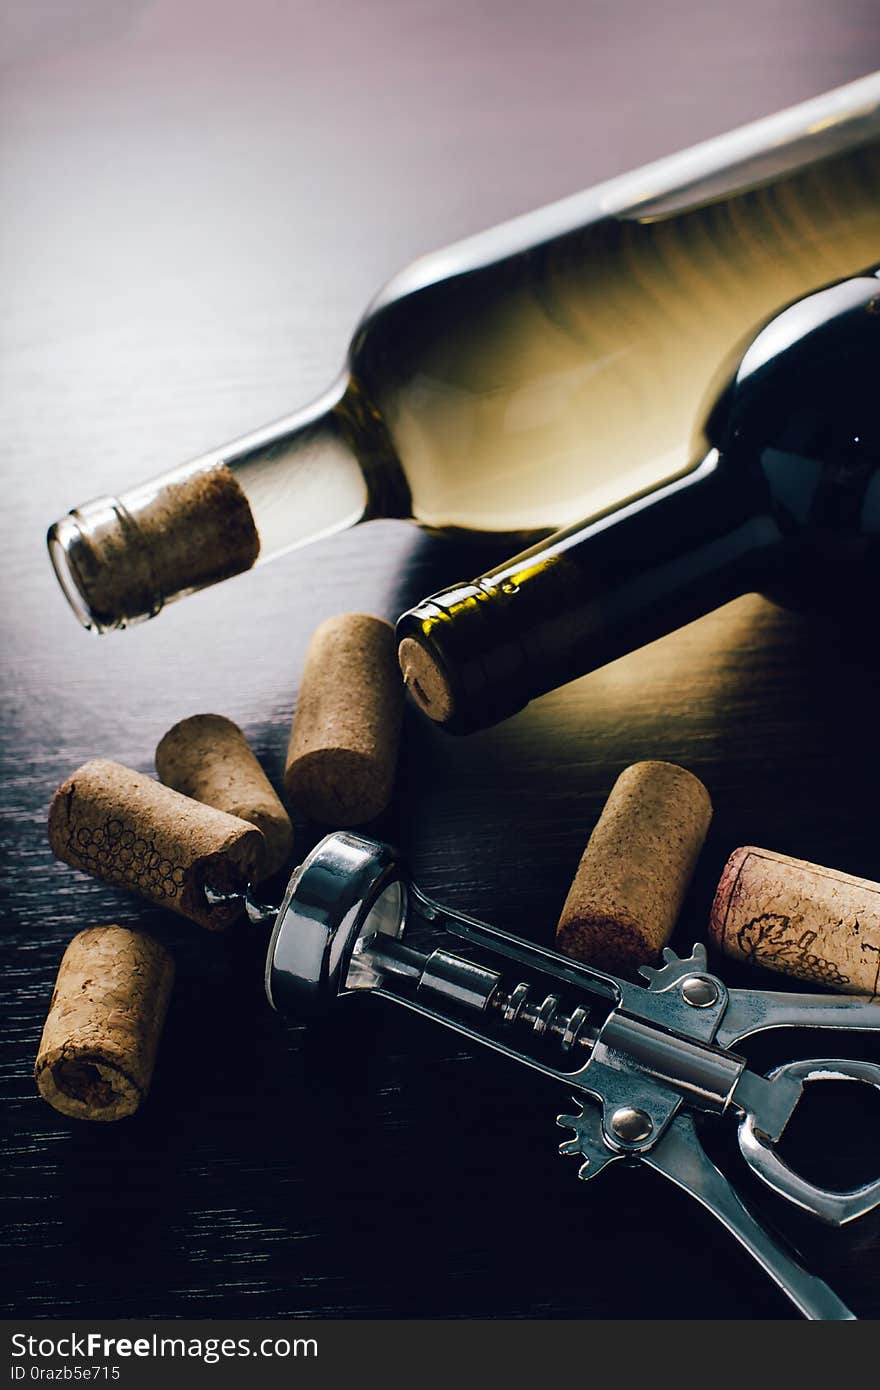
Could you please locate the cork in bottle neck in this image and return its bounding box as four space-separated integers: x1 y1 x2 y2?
396 582 533 734
48 496 163 633
47 459 261 632
398 637 456 724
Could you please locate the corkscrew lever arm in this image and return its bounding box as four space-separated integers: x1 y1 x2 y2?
715 988 880 1049
642 1112 856 1321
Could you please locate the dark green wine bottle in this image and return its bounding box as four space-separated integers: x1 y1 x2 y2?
397 271 880 733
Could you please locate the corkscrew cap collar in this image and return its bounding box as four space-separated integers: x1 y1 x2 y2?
265 831 405 1016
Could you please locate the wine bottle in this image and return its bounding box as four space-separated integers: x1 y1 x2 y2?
48 76 880 633
398 270 880 731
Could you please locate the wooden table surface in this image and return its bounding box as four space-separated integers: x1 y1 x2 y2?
2 0 879 1321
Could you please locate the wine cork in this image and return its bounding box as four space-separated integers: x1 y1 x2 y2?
285 614 404 826
48 759 264 929
556 761 713 972
53 461 260 630
399 637 456 724
156 714 293 879
35 926 174 1121
710 846 880 996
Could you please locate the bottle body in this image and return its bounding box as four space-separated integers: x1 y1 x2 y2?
48 75 880 631
357 94 879 538
398 273 880 731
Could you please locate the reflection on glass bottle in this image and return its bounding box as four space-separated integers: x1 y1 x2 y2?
398 272 880 731
47 75 880 634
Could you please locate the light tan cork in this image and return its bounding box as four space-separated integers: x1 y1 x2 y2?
556 761 713 972
285 614 404 826
35 926 174 1121
710 846 880 996
156 714 293 880
48 759 264 929
62 462 259 628
398 637 455 724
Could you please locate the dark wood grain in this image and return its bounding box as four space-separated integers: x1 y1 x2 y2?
2 0 880 1321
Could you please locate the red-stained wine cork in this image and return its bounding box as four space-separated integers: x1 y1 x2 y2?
556 761 713 971
156 714 293 879
35 926 174 1121
710 846 880 996
285 614 404 826
48 759 264 929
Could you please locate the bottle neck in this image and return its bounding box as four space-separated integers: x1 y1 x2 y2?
219 380 369 557
48 378 410 632
398 452 779 732
222 377 413 554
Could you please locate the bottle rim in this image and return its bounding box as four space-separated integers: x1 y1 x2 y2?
47 499 163 633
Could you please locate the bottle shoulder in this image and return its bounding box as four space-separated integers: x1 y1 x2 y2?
700 276 880 545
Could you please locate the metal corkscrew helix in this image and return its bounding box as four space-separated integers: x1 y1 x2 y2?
249 831 880 1321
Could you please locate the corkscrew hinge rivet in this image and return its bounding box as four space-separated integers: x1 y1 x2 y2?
610 1106 654 1143
681 975 719 1008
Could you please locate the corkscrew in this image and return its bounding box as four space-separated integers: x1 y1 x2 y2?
252 831 880 1320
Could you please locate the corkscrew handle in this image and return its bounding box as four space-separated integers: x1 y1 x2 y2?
643 1114 856 1321
716 988 880 1048
737 1058 880 1225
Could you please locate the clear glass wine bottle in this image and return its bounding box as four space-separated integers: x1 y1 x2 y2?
48 74 880 633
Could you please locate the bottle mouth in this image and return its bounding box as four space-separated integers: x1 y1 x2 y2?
46 498 164 633
396 584 531 734
48 517 97 631
47 462 262 633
